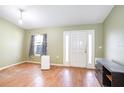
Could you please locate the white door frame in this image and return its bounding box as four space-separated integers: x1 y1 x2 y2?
63 30 95 68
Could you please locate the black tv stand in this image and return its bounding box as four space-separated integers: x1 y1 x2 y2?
95 59 124 87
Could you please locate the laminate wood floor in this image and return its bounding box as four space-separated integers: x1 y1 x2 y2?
0 63 100 87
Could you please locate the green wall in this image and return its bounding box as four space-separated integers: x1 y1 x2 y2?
104 6 124 65
24 24 104 64
1 5 124 67
0 17 25 67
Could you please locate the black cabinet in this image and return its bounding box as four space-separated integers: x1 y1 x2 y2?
95 62 103 86
95 59 124 87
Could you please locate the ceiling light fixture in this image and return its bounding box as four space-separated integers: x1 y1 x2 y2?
18 9 24 25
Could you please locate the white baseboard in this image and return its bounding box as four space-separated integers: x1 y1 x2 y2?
23 61 66 67
51 63 96 69
0 62 25 71
51 63 67 67
0 61 40 71
23 61 95 69
23 61 40 64
87 66 96 69
0 60 95 71
23 60 66 67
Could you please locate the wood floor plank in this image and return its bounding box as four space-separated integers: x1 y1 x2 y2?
0 63 100 87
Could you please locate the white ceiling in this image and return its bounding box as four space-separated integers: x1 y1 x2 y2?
0 5 113 29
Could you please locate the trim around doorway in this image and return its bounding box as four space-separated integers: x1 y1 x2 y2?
63 30 95 69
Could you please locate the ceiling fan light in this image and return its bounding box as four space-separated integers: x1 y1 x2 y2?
18 8 24 25
18 19 22 25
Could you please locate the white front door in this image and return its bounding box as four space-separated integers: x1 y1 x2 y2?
70 31 87 67
63 30 95 68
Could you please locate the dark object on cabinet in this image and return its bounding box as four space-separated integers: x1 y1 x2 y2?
95 59 124 87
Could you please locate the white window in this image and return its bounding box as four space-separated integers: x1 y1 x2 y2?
34 35 43 56
65 35 69 62
63 32 70 66
88 33 93 64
